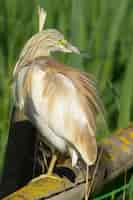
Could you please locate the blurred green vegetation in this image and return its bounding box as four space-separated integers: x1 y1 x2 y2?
0 0 133 199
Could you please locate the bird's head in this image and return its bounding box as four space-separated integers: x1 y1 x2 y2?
13 29 80 76
13 7 80 76
33 29 80 55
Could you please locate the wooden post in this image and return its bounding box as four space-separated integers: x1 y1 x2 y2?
3 123 133 200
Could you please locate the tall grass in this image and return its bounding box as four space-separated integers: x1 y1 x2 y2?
0 0 133 198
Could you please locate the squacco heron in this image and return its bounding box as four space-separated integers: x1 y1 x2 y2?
12 8 103 199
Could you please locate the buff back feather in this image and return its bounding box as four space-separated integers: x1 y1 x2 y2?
20 56 104 145
31 57 103 126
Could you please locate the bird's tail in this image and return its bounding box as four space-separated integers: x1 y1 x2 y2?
73 127 97 200
74 127 97 166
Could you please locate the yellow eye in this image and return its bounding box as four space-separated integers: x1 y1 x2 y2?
58 39 67 46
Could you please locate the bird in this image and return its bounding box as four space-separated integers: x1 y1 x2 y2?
12 8 103 191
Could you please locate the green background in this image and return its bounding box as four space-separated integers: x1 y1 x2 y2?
0 0 133 199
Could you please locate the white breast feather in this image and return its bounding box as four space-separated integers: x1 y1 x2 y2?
13 67 29 110
14 66 95 166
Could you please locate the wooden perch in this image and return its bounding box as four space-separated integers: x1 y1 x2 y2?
3 122 133 200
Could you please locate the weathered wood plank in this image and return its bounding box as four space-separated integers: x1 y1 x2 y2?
3 124 133 200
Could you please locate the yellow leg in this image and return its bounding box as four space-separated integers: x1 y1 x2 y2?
30 153 63 183
47 154 57 175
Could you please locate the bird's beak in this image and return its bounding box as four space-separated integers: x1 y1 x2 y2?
65 43 80 54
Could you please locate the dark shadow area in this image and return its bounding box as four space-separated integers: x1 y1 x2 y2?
0 120 36 199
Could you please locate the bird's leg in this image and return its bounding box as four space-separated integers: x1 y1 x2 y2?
47 153 57 175
30 153 63 183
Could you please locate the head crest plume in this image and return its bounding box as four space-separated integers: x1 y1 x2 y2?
38 6 47 32
13 7 48 76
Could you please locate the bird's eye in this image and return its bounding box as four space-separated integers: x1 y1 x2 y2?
58 39 67 46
